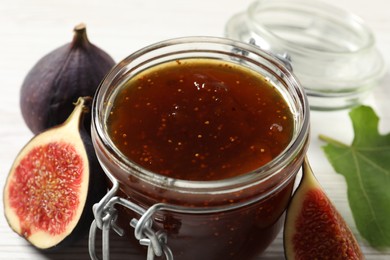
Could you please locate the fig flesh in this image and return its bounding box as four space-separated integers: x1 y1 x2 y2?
284 157 363 260
20 23 115 134
3 97 106 250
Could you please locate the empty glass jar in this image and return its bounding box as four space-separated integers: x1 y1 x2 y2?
226 0 386 110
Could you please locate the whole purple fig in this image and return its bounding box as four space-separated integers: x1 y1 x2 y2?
20 23 115 134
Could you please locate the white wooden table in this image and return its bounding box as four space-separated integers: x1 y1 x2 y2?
1 0 390 259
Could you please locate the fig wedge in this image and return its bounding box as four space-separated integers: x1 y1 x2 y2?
284 157 363 259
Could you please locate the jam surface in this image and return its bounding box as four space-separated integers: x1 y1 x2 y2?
107 58 293 181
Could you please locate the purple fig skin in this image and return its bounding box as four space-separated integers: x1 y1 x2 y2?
20 23 115 134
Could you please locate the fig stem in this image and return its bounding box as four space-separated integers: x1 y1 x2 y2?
63 97 89 131
319 134 349 148
73 96 93 114
72 23 90 48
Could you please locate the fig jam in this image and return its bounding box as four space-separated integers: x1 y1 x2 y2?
107 58 293 181
93 40 309 260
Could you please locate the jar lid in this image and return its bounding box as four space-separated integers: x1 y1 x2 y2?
225 0 386 110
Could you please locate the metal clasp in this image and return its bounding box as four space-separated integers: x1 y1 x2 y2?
88 166 173 260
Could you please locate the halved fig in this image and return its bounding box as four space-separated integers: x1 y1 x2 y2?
3 97 106 250
284 157 363 259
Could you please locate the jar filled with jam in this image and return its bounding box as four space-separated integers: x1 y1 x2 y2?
89 37 310 260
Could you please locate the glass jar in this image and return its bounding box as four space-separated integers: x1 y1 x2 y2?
89 36 310 260
226 0 386 110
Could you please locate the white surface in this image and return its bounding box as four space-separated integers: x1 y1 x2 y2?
1 0 390 259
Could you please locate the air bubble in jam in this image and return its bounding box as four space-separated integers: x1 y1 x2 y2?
107 58 294 181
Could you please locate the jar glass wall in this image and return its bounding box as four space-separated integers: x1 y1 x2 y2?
91 37 310 259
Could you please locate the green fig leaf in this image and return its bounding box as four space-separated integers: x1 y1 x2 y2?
321 105 390 249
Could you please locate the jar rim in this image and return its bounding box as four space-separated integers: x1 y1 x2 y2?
92 36 310 194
